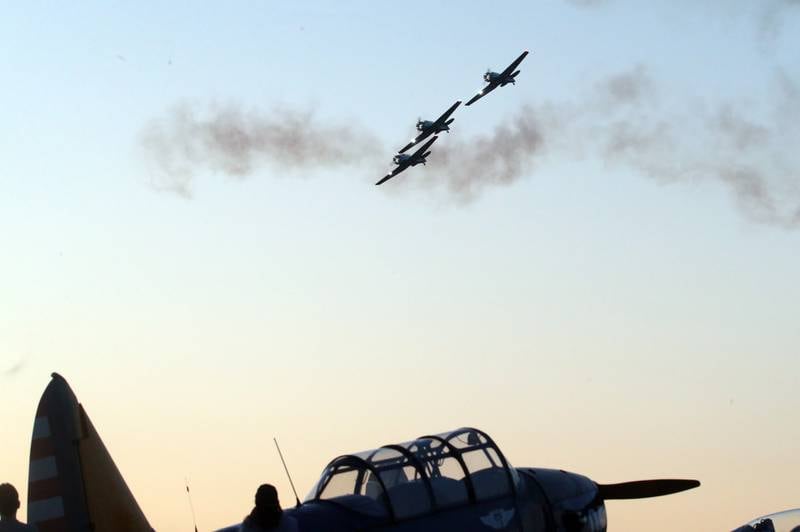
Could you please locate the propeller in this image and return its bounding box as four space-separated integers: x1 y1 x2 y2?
597 479 700 500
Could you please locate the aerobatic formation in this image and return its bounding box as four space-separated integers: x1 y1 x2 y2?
376 50 530 185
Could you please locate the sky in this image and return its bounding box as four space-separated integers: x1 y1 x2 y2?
1 1 799 530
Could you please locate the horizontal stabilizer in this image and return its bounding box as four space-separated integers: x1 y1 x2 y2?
598 479 700 500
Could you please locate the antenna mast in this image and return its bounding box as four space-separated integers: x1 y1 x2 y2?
185 478 199 532
274 437 302 507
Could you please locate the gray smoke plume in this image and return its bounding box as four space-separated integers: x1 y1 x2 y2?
3 360 25 377
401 65 800 227
141 103 381 197
758 0 800 43
402 107 550 201
563 0 799 45
140 66 799 227
551 65 800 227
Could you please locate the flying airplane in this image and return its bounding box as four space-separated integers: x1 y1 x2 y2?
376 136 438 186
399 100 462 153
25 373 700 532
465 50 530 107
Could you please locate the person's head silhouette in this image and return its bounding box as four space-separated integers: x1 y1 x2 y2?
0 483 21 520
255 484 280 511
244 484 283 529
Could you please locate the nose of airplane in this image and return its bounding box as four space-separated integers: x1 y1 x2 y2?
519 468 700 531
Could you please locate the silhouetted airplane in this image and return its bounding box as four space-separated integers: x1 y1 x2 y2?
465 51 530 107
25 374 700 532
376 136 438 185
399 101 462 154
733 508 800 532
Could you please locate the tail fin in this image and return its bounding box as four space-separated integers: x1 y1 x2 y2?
27 373 153 532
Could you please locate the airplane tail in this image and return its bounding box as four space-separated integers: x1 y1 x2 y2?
27 373 153 532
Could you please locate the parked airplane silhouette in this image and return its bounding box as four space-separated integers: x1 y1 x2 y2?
465 50 530 106
376 136 438 185
24 374 700 532
399 101 462 154
733 508 800 532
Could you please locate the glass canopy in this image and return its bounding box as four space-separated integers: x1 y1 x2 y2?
736 508 800 532
305 428 518 520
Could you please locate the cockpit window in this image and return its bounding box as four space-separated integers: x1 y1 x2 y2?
319 466 361 499
308 428 516 521
404 438 469 508
368 447 431 518
445 428 488 449
309 459 391 519
461 448 511 500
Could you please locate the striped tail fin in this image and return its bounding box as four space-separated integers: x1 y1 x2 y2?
27 373 153 532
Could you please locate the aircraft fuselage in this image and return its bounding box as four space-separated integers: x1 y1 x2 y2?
393 153 427 167
484 70 518 87
417 120 451 134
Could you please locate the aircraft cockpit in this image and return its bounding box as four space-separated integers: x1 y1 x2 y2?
305 428 520 522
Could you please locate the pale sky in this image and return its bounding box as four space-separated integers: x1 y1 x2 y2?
2 2 799 531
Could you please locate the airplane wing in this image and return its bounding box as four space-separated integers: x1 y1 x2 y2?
399 131 429 154
400 101 460 153
409 135 438 163
498 50 529 79
432 100 462 127
465 82 499 106
375 167 405 186
377 137 438 186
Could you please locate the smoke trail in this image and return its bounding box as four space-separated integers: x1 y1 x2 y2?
3 360 25 377
140 67 799 227
402 107 550 201
585 67 800 227
141 103 382 197
400 65 800 227
758 0 800 43
563 0 800 46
